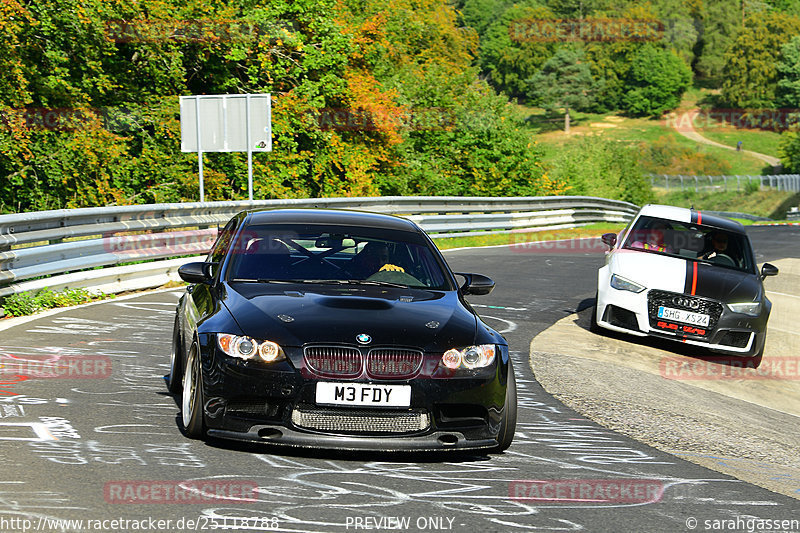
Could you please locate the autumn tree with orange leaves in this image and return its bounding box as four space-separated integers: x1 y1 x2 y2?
0 0 562 212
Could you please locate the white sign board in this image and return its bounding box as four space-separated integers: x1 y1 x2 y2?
180 94 271 152
179 93 272 201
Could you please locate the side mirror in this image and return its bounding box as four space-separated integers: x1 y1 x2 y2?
761 263 779 280
178 262 214 284
455 272 495 296
601 233 617 248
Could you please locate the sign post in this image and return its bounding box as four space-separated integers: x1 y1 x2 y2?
180 94 272 202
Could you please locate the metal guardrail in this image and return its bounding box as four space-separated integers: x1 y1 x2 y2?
649 174 800 193
702 211 772 222
0 196 639 298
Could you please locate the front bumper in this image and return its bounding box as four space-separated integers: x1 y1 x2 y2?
596 287 768 356
196 335 510 450
207 427 497 452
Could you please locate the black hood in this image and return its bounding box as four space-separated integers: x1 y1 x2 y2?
221 282 479 351
687 262 763 302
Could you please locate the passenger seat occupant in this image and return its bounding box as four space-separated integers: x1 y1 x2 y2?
349 242 405 277
630 222 673 253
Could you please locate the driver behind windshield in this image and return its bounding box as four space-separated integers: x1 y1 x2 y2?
699 231 728 260
348 242 405 278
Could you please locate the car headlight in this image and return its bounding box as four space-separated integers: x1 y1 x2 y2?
610 274 646 293
217 334 285 363
441 345 496 370
725 302 761 317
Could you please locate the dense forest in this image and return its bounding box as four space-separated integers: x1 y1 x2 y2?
1 0 799 213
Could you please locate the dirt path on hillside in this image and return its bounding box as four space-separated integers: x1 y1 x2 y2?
671 109 781 169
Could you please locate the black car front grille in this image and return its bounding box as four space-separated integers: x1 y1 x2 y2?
647 290 723 337
304 346 362 378
303 346 423 379
366 349 423 378
290 407 430 434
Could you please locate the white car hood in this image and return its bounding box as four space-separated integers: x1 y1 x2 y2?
610 250 688 294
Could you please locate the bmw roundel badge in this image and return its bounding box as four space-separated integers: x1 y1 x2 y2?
356 333 372 344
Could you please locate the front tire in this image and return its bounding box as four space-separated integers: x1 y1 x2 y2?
493 360 517 453
181 344 205 439
167 317 183 394
590 292 601 333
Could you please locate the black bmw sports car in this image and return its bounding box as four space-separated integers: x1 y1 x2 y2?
169 209 516 452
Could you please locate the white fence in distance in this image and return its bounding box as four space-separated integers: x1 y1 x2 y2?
649 174 800 193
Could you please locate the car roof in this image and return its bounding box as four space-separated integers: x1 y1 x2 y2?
242 208 423 233
638 204 746 233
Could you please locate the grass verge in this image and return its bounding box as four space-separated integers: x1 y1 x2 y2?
435 223 626 250
653 189 800 220
1 287 113 318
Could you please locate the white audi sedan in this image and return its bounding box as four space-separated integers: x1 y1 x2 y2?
593 204 778 362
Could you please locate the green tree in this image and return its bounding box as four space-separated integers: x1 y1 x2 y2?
777 36 800 107
720 11 800 108
650 0 700 68
527 47 600 132
582 4 662 112
779 129 800 171
622 44 692 116
0 0 562 213
694 0 743 80
479 4 557 99
546 0 621 17
458 0 509 38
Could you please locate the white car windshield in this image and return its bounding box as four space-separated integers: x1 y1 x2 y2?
622 216 755 273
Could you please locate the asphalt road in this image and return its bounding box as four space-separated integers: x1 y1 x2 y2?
0 226 797 533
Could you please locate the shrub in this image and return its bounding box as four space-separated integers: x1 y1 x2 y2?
1 287 102 317
548 136 654 206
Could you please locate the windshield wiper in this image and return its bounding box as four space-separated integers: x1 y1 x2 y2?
278 279 409 288
347 280 409 288
230 278 294 283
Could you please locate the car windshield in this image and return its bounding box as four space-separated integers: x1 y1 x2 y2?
622 215 755 273
224 224 453 290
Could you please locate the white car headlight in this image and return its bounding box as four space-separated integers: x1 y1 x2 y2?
441 345 496 370
610 274 646 293
217 334 285 362
725 302 761 317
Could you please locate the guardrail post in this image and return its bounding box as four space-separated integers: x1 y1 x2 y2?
694 175 698 192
